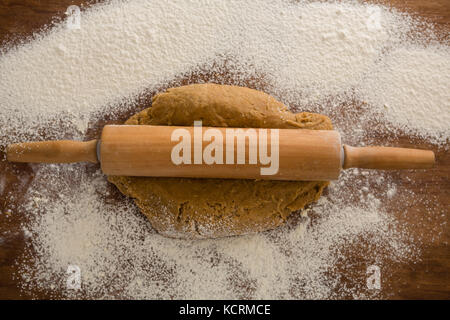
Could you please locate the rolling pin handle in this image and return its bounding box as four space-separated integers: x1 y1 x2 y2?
6 140 99 164
343 145 435 170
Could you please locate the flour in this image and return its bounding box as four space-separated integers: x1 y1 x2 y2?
358 45 450 143
0 0 429 144
19 165 417 299
0 0 448 299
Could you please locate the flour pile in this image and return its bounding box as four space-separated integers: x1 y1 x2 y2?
1 0 448 144
0 0 448 299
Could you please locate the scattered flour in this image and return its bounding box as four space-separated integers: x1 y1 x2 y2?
2 0 446 144
19 165 416 299
0 0 448 299
358 45 450 143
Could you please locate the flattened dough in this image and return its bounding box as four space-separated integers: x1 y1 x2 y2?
108 84 332 239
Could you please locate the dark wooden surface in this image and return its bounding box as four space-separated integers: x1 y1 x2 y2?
0 0 448 299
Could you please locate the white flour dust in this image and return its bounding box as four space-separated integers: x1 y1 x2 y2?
358 45 450 142
0 0 448 299
19 165 417 299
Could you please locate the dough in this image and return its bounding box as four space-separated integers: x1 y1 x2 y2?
108 84 332 239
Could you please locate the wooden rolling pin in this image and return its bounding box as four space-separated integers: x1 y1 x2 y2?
6 125 435 181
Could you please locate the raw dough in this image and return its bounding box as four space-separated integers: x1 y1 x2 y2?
108 84 332 239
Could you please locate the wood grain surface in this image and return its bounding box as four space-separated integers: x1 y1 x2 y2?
0 0 448 300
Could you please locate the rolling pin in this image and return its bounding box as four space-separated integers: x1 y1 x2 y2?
6 125 435 181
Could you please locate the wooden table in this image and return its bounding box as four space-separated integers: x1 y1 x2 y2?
0 0 448 299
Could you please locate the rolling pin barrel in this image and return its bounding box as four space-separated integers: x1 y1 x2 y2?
99 125 343 181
